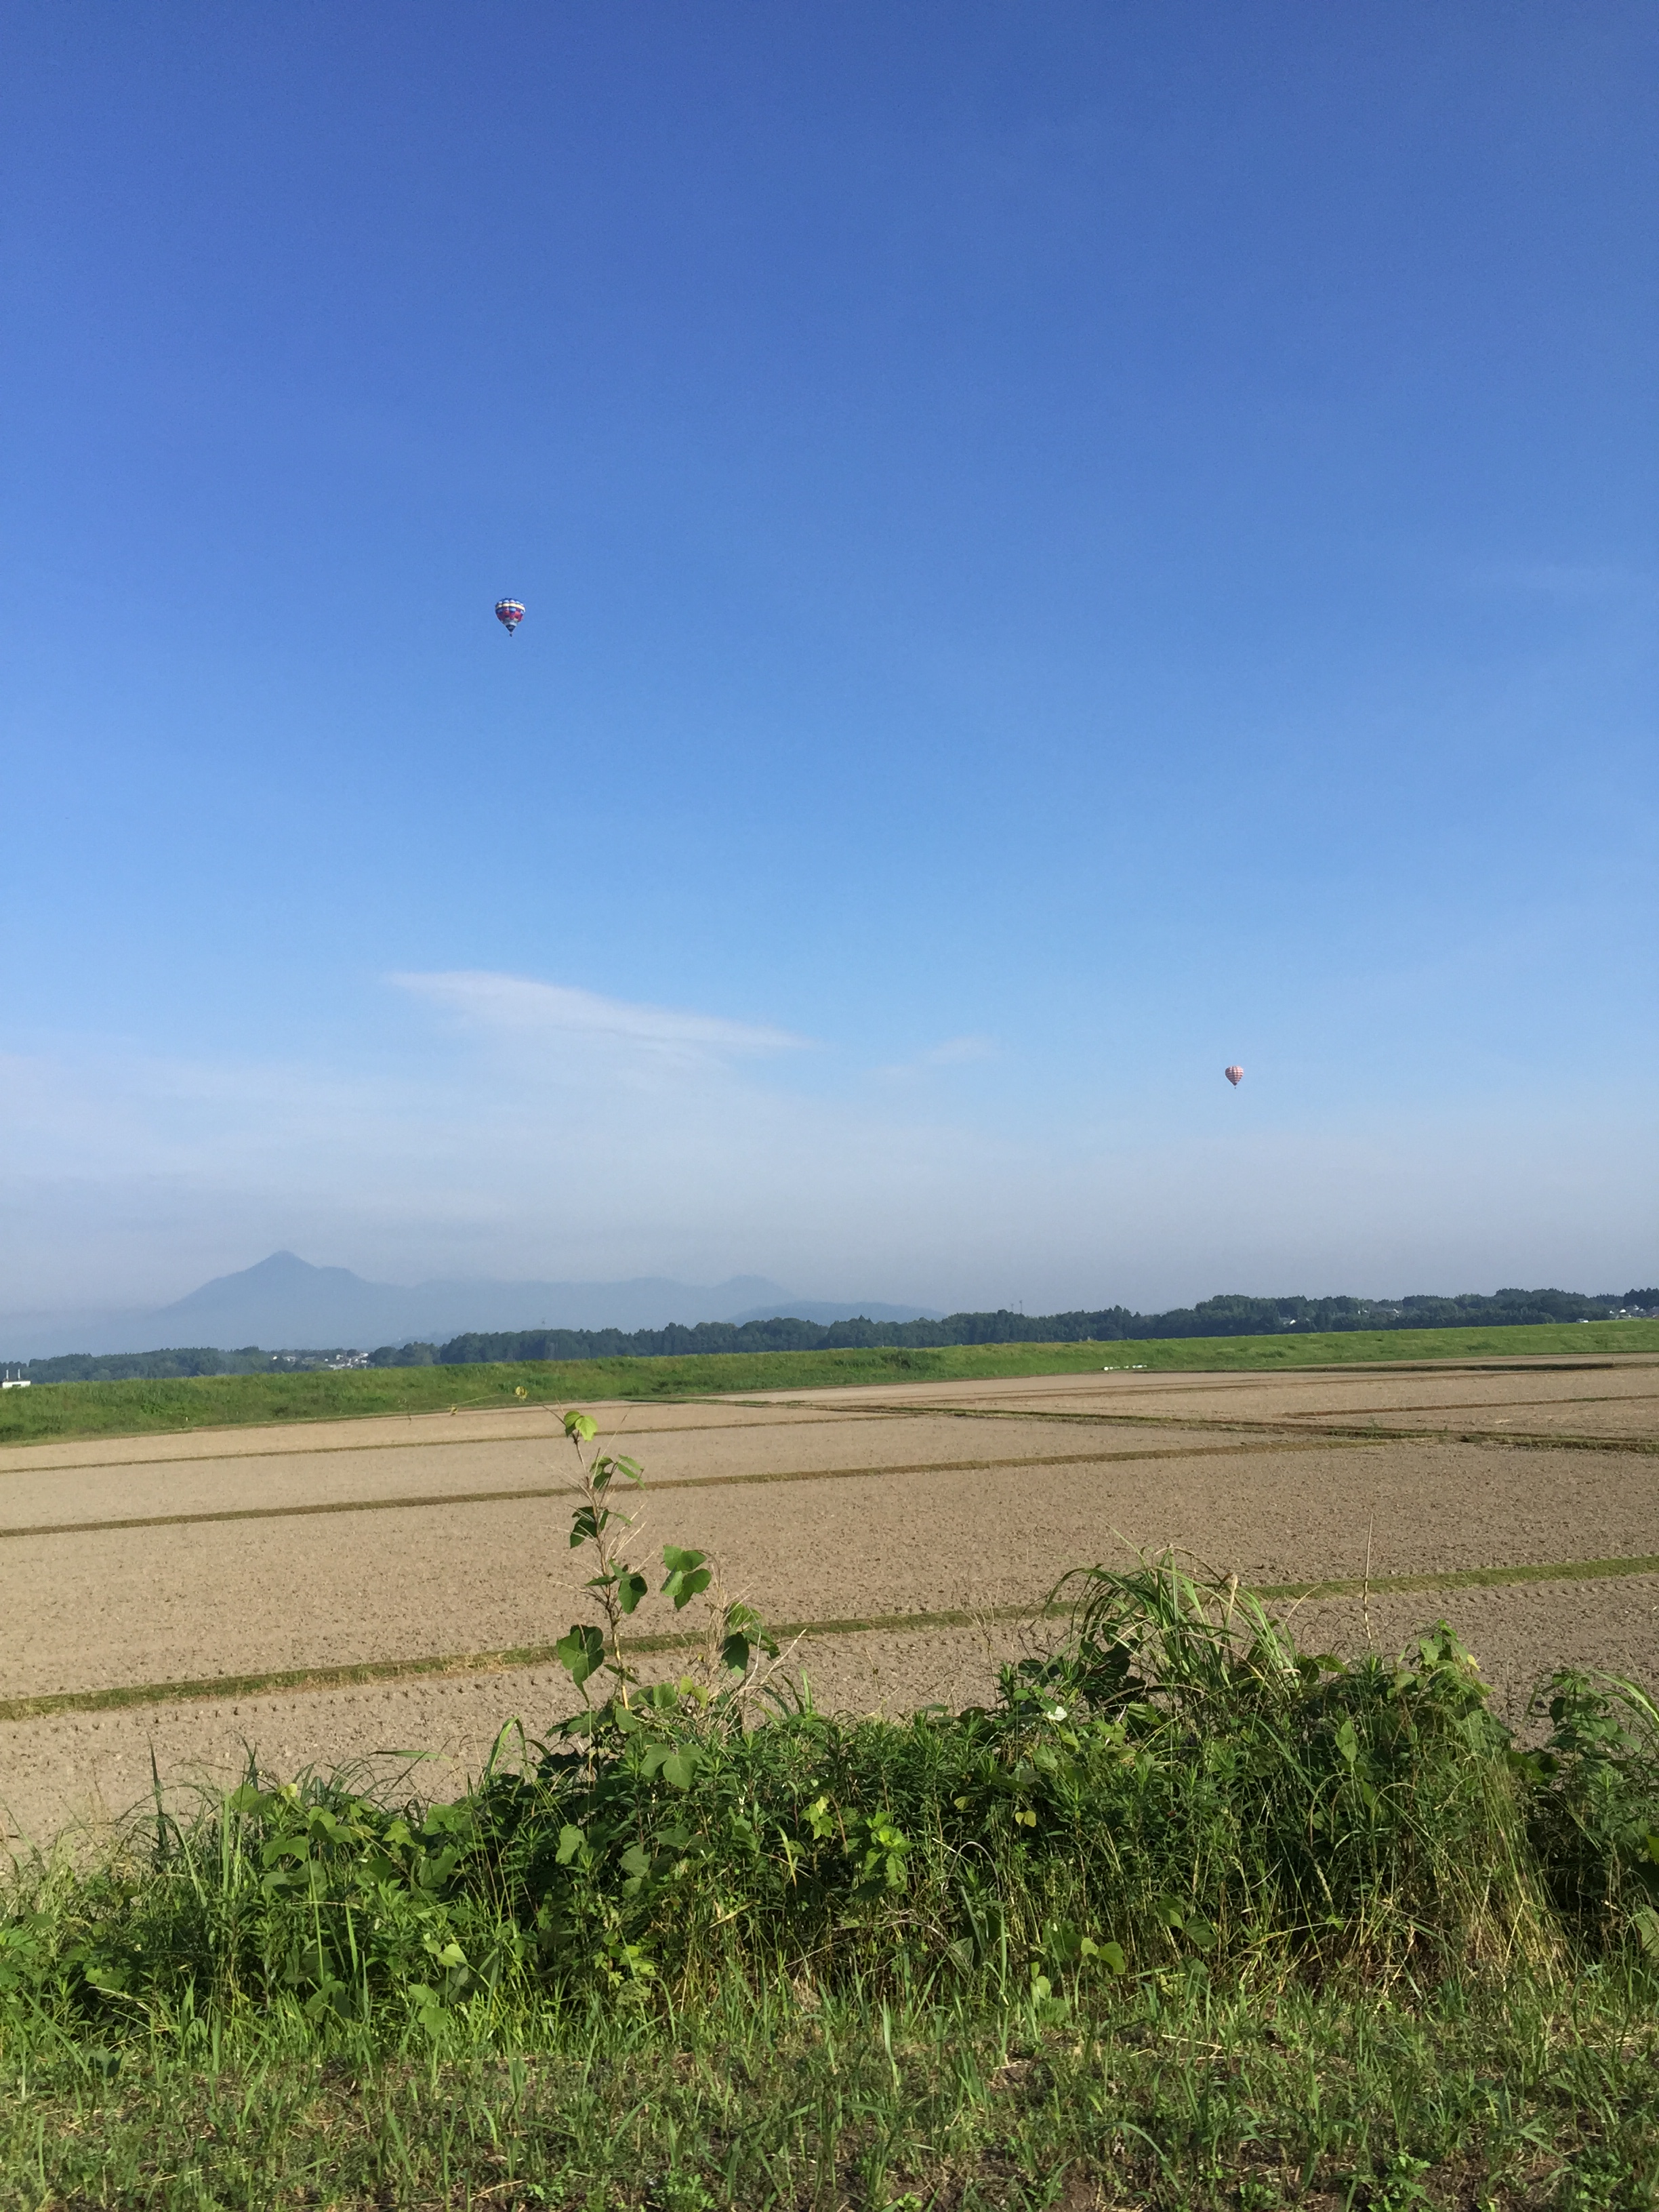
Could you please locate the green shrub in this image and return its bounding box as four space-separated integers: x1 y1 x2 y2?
6 1569 1656 2045
1520 1667 1659 1953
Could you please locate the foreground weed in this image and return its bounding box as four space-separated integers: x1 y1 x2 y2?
549 1406 785 1732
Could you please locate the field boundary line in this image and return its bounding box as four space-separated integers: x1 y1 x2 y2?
0 1408 909 1481
748 1399 1659 1454
0 1436 1387 1544
1274 1393 1659 1418
5 1552 1658 1724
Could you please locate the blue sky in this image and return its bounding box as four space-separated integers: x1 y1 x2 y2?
2 2 1654 1319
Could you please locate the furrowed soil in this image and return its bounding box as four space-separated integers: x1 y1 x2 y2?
2 1355 1654 1847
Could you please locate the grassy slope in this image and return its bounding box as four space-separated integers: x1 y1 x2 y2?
3 1317 1656 1448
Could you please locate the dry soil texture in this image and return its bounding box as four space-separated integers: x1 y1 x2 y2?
1 1355 1654 1846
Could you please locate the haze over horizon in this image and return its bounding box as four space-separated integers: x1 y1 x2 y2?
0 1249 958 1361
2 5 1654 1317
4 1247 1645 1369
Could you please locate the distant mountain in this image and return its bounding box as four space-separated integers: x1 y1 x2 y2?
0 1252 938 1360
143 1251 802 1348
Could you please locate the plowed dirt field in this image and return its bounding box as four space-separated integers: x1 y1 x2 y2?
2 1354 1654 1845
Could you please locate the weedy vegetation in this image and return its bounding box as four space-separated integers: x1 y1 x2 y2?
1 1412 1657 2207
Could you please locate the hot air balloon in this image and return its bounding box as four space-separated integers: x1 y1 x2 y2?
1225 1065 1244 1088
495 598 525 637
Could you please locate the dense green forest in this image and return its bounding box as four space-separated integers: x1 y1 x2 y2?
9 1286 1653 1382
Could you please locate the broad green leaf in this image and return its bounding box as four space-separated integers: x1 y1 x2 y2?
616 1570 649 1615
555 1824 586 1865
722 1601 778 1662
662 1547 714 1609
563 1412 598 1441
555 1624 605 1686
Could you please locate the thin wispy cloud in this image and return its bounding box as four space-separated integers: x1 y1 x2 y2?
389 972 809 1061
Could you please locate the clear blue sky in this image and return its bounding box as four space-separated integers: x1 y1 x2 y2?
2 2 1654 1318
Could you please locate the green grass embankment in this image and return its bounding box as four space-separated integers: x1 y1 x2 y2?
2 1318 1655 1449
3 1563 1657 2206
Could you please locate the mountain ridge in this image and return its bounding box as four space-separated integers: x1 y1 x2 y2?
0 1251 943 1361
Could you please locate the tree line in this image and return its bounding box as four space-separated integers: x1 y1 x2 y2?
7 1286 1654 1383
6 1346 364 1385
367 1286 1658 1369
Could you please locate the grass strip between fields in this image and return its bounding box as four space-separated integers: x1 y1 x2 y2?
0 1406 912 1480
4 1551 1657 1726
7 1397 1650 1486
0 1434 1391 1544
794 1397 1659 1454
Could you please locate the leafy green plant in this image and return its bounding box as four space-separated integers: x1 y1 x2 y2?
1521 1667 1659 1952
551 1410 649 1702
549 1408 781 1727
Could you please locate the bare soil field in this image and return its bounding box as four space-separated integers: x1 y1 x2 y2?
2 1354 1654 1848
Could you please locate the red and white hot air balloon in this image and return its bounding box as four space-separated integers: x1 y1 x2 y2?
1224 1065 1244 1088
494 598 525 638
